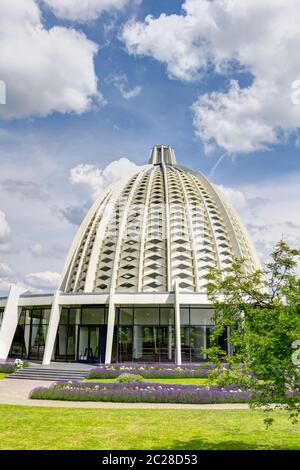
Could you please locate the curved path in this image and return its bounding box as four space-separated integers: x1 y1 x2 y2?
0 378 249 409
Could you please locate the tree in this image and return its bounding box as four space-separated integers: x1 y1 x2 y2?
205 240 300 425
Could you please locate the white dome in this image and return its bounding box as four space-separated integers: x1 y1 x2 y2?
60 145 261 294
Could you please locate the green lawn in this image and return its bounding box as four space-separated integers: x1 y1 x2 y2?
0 405 299 450
0 373 7 380
83 378 211 385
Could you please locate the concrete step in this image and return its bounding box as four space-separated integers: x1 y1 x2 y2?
7 366 91 381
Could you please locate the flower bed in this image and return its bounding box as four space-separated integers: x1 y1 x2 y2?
0 359 28 374
0 362 16 374
86 363 223 379
30 380 251 404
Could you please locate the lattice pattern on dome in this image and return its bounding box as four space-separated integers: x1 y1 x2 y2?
142 166 167 292
94 174 139 292
60 146 261 295
116 169 152 292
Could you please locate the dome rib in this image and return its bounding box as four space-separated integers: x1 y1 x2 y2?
161 161 172 291
176 169 200 292
137 168 154 291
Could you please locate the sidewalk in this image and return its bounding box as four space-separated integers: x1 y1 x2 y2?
0 378 249 409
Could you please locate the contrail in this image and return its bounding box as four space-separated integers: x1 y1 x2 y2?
209 152 227 178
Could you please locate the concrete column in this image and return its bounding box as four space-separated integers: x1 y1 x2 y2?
105 295 115 364
0 285 27 360
174 279 182 365
42 290 61 365
0 285 26 359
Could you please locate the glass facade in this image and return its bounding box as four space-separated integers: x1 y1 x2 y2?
54 306 107 362
111 306 175 363
8 303 226 363
9 307 51 360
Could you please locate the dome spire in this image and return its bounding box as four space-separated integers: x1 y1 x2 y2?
149 145 177 165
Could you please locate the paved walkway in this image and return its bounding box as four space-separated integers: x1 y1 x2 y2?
0 378 249 409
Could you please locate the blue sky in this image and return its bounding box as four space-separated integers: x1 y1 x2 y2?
0 0 299 294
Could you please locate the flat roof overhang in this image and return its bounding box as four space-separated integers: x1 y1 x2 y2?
0 291 212 308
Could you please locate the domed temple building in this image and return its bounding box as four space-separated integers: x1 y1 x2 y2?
0 145 261 365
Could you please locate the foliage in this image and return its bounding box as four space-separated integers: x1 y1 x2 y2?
0 362 16 374
116 373 144 383
209 365 255 389
205 240 300 425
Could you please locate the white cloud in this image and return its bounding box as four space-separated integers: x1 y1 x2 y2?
2 179 49 201
122 0 300 153
29 243 66 259
43 0 133 22
25 271 61 289
0 262 12 276
218 174 300 263
192 81 279 154
106 73 142 100
0 210 10 240
0 0 101 119
70 158 140 199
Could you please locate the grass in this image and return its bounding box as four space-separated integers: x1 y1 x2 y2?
0 405 299 450
0 373 7 380
82 378 211 385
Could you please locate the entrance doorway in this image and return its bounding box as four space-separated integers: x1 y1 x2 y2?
77 325 107 363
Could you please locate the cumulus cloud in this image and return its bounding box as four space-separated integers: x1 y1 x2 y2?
218 175 300 263
2 179 49 201
25 271 61 289
0 210 11 253
106 73 142 100
0 0 101 119
122 0 300 153
70 158 140 199
43 0 133 22
29 243 66 259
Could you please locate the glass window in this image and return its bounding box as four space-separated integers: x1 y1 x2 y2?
190 308 213 325
60 308 69 324
66 325 76 359
31 309 42 321
180 308 190 324
18 309 26 326
118 326 133 361
180 326 191 362
56 324 68 360
119 307 133 325
0 309 3 328
69 308 80 325
160 307 174 325
81 307 105 324
134 307 159 325
41 308 51 324
190 326 206 361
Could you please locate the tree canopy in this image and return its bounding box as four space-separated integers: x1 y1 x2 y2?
205 241 300 425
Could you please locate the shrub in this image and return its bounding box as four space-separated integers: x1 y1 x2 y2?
116 373 144 383
0 362 16 374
